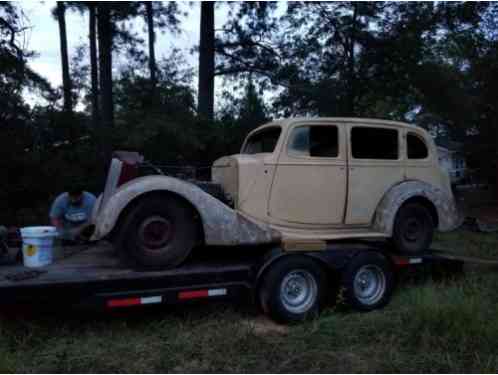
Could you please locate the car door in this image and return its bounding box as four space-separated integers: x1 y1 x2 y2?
404 130 437 184
345 124 405 225
268 122 347 225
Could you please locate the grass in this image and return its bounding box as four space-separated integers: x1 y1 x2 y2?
434 230 498 258
1 230 498 373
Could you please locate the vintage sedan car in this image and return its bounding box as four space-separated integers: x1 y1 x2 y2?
90 118 460 268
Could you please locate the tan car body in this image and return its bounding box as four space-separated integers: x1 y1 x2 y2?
91 117 460 246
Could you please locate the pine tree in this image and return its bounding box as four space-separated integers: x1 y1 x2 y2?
198 2 215 121
88 4 99 131
145 1 156 93
238 77 267 131
55 1 72 114
97 3 113 131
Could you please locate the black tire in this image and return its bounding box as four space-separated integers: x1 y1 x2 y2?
392 203 434 254
341 251 394 311
259 256 328 324
118 196 197 269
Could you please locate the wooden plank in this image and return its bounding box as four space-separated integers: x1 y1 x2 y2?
282 239 327 252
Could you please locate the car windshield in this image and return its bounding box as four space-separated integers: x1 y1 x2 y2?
242 126 282 154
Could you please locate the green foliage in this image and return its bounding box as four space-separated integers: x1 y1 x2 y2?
2 2 498 225
215 2 280 79
216 2 498 182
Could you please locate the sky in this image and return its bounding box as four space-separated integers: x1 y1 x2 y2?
20 1 230 102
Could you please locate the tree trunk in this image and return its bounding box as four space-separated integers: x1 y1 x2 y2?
56 2 72 114
145 1 157 94
197 1 215 121
97 3 113 165
97 4 113 130
347 3 358 116
89 4 99 130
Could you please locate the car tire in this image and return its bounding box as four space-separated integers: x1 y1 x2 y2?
392 203 434 254
259 256 328 324
341 251 394 311
119 196 197 269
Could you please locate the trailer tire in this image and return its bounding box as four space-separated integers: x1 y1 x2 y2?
119 196 197 269
341 252 394 311
259 256 327 324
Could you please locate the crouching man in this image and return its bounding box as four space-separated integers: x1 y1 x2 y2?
49 186 97 243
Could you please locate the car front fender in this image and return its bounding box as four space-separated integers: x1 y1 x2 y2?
373 180 462 235
91 175 280 246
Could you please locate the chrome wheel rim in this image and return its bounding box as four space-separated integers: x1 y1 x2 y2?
280 270 317 314
353 265 386 306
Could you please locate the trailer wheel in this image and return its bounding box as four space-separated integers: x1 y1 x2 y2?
341 252 394 311
119 196 197 269
259 256 327 324
392 203 434 254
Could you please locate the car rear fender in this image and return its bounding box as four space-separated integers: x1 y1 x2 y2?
373 180 462 235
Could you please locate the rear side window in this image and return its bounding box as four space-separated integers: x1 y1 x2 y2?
351 127 399 160
288 125 339 157
407 133 429 159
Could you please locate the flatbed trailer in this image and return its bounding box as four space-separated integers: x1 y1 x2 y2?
0 241 464 323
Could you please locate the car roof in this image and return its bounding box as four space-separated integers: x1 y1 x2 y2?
246 117 430 142
270 117 416 129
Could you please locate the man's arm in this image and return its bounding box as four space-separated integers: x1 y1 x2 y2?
85 193 98 224
51 217 63 228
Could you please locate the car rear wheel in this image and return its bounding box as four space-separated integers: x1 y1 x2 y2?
119 196 197 269
259 256 328 324
392 203 434 254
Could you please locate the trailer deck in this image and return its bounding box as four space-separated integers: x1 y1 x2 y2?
0 242 264 307
0 243 258 286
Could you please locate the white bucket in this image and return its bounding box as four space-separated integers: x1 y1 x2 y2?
20 226 58 268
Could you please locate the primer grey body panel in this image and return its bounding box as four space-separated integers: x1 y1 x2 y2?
91 175 280 246
373 180 461 235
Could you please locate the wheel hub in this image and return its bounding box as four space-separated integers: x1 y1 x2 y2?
404 218 421 242
280 270 317 314
138 216 174 249
353 265 386 306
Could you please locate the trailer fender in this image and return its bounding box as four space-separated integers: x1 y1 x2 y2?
91 175 280 246
373 180 461 235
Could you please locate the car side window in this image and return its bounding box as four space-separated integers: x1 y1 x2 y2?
407 133 429 159
242 127 281 154
351 127 399 160
288 126 309 156
288 126 339 158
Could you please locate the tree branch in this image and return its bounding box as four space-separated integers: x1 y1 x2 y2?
0 16 27 60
